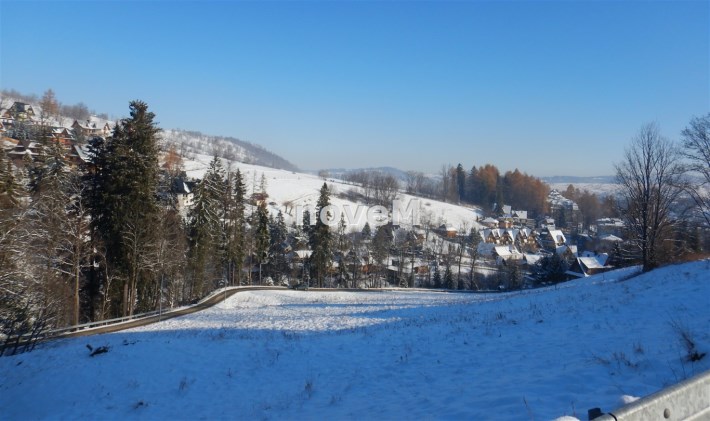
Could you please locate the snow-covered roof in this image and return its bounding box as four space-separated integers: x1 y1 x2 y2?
556 245 578 256
512 210 528 219
523 253 543 265
579 257 605 270
548 230 566 244
599 234 623 242
494 245 522 259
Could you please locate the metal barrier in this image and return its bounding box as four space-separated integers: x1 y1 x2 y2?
1 286 287 353
593 369 710 420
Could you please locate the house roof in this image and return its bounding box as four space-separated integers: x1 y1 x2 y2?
599 234 623 242
523 253 543 265
548 230 566 244
512 210 528 219
494 245 522 259
578 254 609 272
556 245 578 256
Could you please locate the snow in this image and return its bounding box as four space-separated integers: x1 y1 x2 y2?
2 260 709 420
183 152 484 232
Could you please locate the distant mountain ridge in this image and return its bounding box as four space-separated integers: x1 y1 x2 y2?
541 175 617 185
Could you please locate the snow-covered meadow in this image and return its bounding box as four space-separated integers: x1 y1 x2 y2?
1 260 709 420
182 152 483 233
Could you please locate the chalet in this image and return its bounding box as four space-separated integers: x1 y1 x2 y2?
548 189 581 228
480 217 499 228
51 127 74 148
7 141 42 167
2 102 35 122
568 254 612 277
514 227 536 246
555 244 578 261
493 245 523 265
596 218 625 237
65 144 90 168
483 228 510 244
169 178 194 217
541 229 567 251
538 217 556 230
498 218 513 229
438 224 458 238
72 119 112 137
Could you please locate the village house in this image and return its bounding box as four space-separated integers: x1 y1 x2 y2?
2 102 35 122
6 141 43 167
492 245 524 265
568 254 612 277
71 119 112 138
541 228 567 251
595 218 625 237
51 127 74 148
548 189 581 229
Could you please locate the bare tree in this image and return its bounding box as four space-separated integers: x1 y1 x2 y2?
615 123 685 272
680 114 710 227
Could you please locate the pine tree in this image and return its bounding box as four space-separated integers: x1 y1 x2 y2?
432 264 442 289
0 147 21 208
187 156 226 297
444 261 455 290
269 210 288 284
362 222 371 238
468 228 482 290
253 200 270 284
310 183 332 287
86 100 161 317
455 163 466 202
224 169 246 285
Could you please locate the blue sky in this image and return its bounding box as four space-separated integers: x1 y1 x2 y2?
1 1 708 176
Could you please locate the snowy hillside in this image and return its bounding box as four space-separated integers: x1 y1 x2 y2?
184 152 483 232
162 129 298 172
1 261 708 420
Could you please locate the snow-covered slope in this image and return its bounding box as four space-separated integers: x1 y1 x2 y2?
184 152 483 232
162 129 298 172
1 261 708 420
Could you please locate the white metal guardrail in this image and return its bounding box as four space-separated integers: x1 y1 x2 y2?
1 286 287 354
592 369 710 420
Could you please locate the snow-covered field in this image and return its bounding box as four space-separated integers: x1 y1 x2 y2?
184 152 483 232
2 261 709 420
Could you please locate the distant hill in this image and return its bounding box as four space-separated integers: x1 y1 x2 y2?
162 129 298 172
541 175 617 184
1 89 298 172
542 175 620 197
315 166 410 182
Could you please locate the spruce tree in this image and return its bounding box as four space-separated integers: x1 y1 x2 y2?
225 169 246 285
86 100 161 316
362 222 372 238
444 262 455 290
187 156 226 297
310 183 332 287
433 264 442 289
253 200 270 284
269 210 288 283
